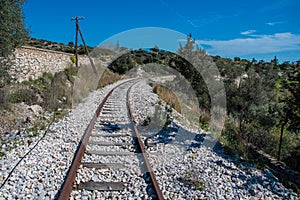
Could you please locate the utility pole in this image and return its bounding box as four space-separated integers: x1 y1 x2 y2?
71 16 84 68
71 16 97 74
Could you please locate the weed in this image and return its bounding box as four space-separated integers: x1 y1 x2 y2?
141 116 151 126
100 56 107 62
8 88 36 105
42 71 54 80
0 67 11 88
189 154 195 160
186 171 192 177
199 114 210 131
179 169 206 191
0 88 9 109
163 113 172 131
197 181 206 191
70 55 76 64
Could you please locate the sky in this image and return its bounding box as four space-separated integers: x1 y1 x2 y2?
23 0 300 62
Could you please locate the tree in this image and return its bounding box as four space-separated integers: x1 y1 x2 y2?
220 57 280 152
285 62 300 131
277 61 300 160
0 0 28 57
177 35 211 109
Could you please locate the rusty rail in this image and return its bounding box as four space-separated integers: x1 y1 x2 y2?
57 78 163 199
127 82 164 200
57 79 136 200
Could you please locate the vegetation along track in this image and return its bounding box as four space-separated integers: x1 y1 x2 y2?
57 79 164 199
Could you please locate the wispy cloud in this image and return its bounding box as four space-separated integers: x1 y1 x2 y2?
159 0 199 28
159 0 225 29
240 30 256 35
180 15 199 28
266 21 282 26
195 32 300 56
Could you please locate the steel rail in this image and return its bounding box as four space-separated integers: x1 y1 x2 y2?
57 79 136 200
127 82 165 200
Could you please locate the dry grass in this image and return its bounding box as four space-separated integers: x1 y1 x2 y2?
72 63 104 106
151 83 181 113
72 63 122 107
97 69 122 89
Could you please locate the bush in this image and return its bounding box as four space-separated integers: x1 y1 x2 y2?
8 88 36 105
0 88 9 109
199 113 210 131
46 71 73 110
0 67 11 88
70 55 76 64
99 56 107 62
64 65 78 84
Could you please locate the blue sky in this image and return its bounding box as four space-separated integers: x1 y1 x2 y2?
23 0 300 62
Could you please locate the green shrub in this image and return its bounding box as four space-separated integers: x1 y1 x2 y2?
220 116 239 150
163 113 172 130
70 55 76 64
0 88 9 109
179 169 206 191
64 66 77 84
199 113 210 131
0 67 11 88
8 88 36 105
141 116 151 126
42 71 54 79
99 56 107 62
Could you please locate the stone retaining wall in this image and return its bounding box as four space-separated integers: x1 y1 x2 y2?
8 46 90 82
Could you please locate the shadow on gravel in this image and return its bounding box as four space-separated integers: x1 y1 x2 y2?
213 142 299 198
142 122 298 199
143 121 206 150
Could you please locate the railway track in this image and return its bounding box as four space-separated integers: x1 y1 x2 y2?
57 79 164 199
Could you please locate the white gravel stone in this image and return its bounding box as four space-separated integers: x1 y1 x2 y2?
0 79 134 199
129 79 299 200
0 78 298 199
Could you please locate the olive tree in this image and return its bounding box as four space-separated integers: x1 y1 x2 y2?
0 0 28 57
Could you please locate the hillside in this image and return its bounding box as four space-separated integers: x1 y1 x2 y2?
27 38 94 55
103 42 300 189
0 37 299 194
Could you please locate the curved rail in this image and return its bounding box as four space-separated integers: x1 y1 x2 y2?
57 79 137 199
127 82 164 200
57 78 164 199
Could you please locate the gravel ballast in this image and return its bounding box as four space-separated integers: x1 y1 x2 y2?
0 79 132 199
129 79 298 200
0 78 298 199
